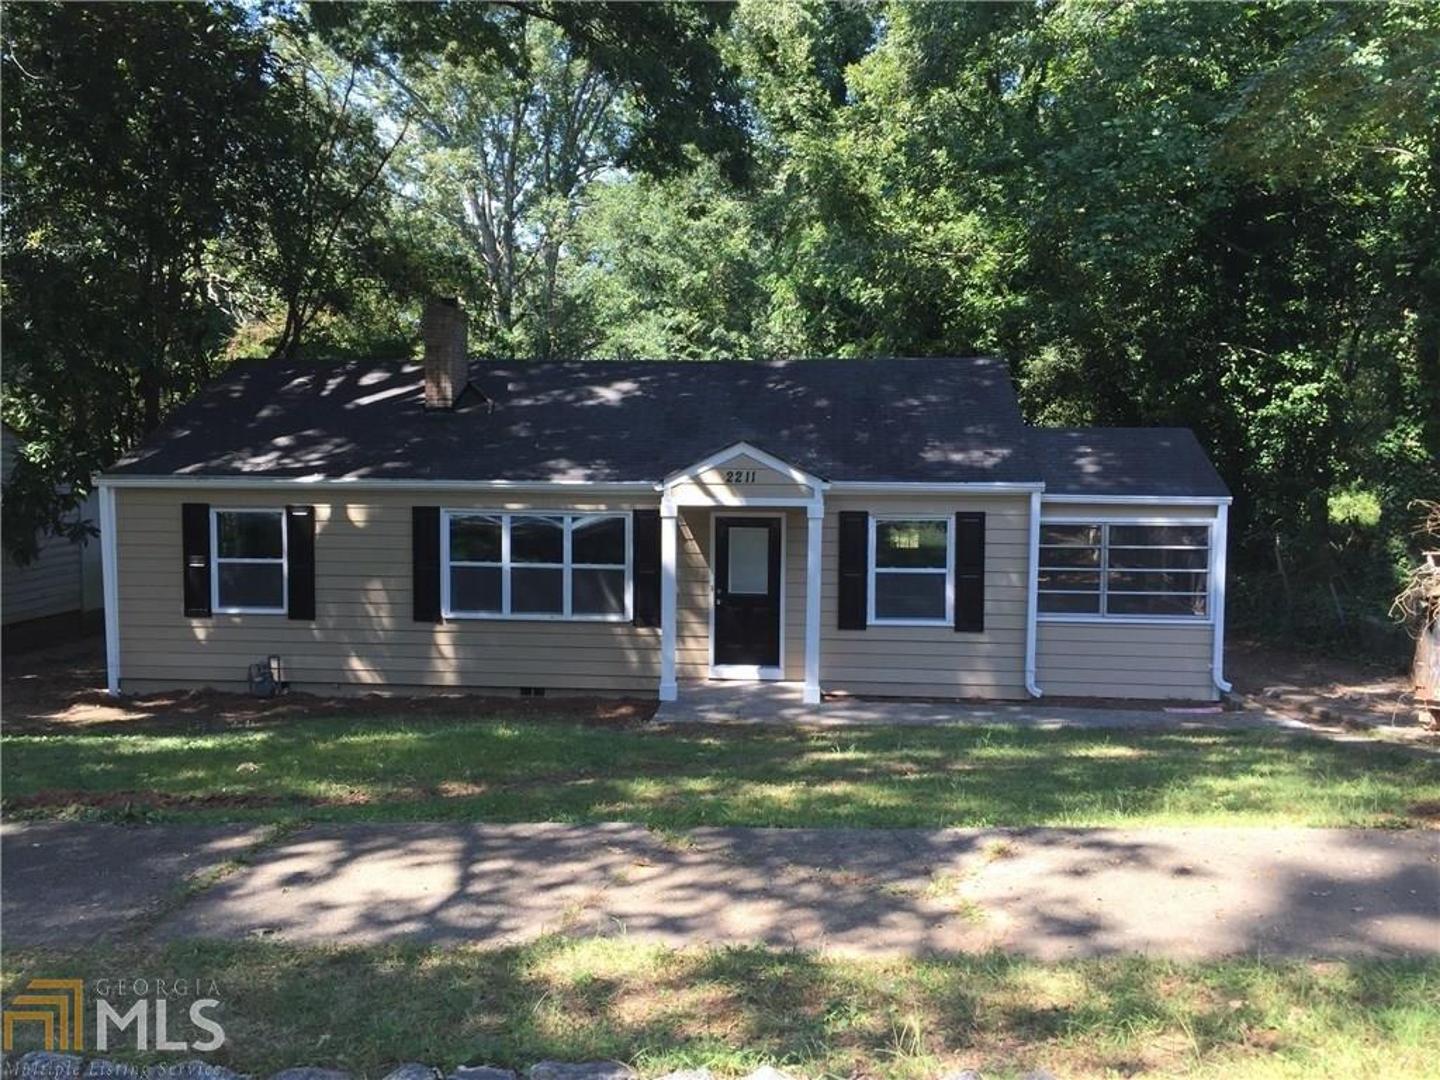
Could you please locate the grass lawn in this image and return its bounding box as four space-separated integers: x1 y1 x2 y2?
3 938 1436 1079
3 716 1437 827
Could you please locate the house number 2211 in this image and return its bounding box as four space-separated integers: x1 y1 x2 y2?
723 469 757 483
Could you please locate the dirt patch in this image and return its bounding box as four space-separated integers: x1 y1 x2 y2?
3 634 657 735
1228 637 1413 718
1406 799 1440 823
1227 638 1408 696
434 780 490 798
2 789 300 812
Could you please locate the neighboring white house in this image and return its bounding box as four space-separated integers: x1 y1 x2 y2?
2 425 104 649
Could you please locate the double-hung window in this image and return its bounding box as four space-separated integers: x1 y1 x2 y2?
869 516 952 624
212 508 287 614
1038 522 1210 619
443 511 631 620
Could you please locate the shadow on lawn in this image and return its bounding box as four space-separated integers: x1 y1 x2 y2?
4 719 1437 830
6 932 1435 1078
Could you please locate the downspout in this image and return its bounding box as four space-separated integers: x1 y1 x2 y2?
1211 501 1233 695
99 480 121 696
1024 489 1043 697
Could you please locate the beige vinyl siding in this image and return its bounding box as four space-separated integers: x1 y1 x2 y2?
114 488 661 693
1037 621 1215 699
668 453 814 503
820 494 1030 699
676 506 807 681
676 507 710 680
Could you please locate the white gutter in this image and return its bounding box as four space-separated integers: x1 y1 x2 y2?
96 475 657 494
1042 494 1232 506
830 481 1045 493
99 484 120 696
101 475 1050 495
1024 488 1042 698
1211 501 1232 695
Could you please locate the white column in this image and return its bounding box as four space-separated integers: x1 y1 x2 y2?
659 498 679 702
99 483 121 696
803 500 824 704
1211 502 1232 695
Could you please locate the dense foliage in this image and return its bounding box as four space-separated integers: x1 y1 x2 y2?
3 0 1436 651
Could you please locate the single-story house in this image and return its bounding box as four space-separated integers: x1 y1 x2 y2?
96 300 1232 704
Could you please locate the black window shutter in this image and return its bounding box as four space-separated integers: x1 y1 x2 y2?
632 509 661 627
837 510 869 630
954 511 986 632
286 505 316 620
182 502 212 617
412 506 442 623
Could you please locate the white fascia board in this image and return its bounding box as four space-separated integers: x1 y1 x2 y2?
1042 494 1232 505
660 441 829 491
96 475 658 494
830 481 1045 493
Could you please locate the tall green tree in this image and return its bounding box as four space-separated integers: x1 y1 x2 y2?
2 2 272 557
734 1 1435 548
377 15 626 357
247 18 409 361
311 0 750 182
0 1 394 559
567 160 769 359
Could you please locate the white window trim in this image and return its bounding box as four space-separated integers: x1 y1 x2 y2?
440 509 633 622
867 514 954 627
1037 517 1215 625
210 507 288 615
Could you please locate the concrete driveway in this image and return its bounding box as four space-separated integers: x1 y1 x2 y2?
4 822 1436 960
0 821 267 946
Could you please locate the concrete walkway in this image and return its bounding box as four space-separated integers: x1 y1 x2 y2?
5 822 1436 960
655 681 1305 730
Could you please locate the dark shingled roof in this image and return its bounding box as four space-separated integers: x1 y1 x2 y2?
106 356 1227 496
108 357 1034 484
1032 427 1229 497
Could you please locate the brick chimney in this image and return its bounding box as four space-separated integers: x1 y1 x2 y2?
422 296 468 409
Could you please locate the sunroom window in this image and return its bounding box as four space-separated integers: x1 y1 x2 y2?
212 508 287 613
444 511 630 620
870 517 951 624
1038 522 1210 619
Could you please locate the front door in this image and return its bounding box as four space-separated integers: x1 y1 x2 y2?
713 516 782 670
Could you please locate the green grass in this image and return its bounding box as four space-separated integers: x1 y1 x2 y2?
3 716 1437 827
3 938 1436 1079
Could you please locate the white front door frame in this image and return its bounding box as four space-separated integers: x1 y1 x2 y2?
658 443 826 704
709 510 786 682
